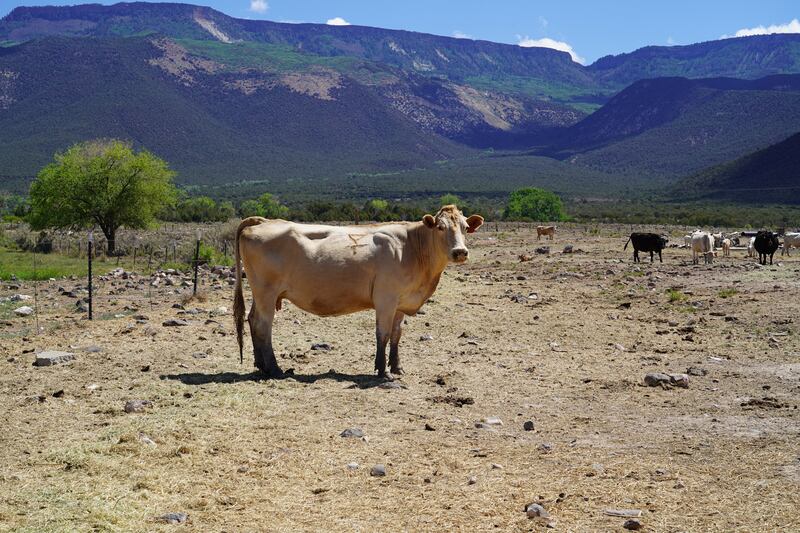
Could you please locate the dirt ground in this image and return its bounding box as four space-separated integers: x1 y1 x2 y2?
1 224 798 532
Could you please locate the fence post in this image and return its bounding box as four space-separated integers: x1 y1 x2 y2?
193 230 201 296
87 231 93 320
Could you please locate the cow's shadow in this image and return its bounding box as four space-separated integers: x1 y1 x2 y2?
160 369 386 389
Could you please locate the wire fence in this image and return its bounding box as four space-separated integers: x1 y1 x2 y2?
0 219 762 340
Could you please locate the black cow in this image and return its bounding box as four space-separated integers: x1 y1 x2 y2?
624 233 669 263
754 231 780 265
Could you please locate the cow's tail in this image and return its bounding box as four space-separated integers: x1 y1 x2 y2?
234 217 266 364
623 237 631 250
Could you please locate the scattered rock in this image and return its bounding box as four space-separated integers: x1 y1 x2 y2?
539 443 553 453
124 400 152 413
563 245 574 254
686 366 707 376
84 345 103 353
10 294 32 302
526 503 549 518
669 373 690 388
162 319 189 327
468 476 477 485
491 463 503 469
623 519 643 530
370 464 386 477
644 372 671 387
419 334 433 341
157 512 188 525
346 462 359 470
340 428 364 438
311 343 332 351
138 433 157 447
378 381 406 390
13 306 34 317
535 246 550 255
34 351 75 366
604 509 642 518
482 416 503 426
424 423 436 431
523 420 535 431
52 389 65 398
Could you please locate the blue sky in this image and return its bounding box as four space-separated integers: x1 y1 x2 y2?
1 0 798 64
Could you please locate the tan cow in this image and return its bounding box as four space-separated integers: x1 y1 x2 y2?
233 205 484 378
536 225 556 241
722 238 731 257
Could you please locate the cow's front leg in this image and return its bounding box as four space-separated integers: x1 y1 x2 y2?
374 298 398 378
248 299 282 378
389 311 405 375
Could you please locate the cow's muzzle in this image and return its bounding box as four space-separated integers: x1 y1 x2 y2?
452 248 469 262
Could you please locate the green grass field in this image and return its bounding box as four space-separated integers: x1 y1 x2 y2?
0 247 147 281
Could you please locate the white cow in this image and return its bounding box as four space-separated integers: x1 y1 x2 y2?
692 232 715 264
782 232 800 256
748 236 756 258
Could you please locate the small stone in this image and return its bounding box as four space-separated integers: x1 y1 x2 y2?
419 334 433 341
340 428 364 438
604 509 642 518
563 245 574 254
523 420 535 431
311 342 331 351
614 343 626 352
157 512 188 524
491 463 503 469
424 423 435 431
11 294 32 301
378 381 405 389
84 345 103 353
34 351 75 366
467 476 477 485
14 306 34 317
346 462 359 470
539 443 553 453
686 366 706 376
138 433 156 447
124 400 152 413
210 306 228 317
623 519 643 530
669 373 690 388
644 372 671 387
526 503 549 518
482 416 503 426
162 319 189 327
370 464 386 477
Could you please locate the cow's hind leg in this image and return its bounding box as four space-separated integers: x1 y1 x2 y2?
248 293 282 378
650 250 654 263
389 311 405 375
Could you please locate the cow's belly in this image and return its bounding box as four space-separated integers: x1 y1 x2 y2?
283 264 375 317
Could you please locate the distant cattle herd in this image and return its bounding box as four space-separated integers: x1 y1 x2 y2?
625 229 799 265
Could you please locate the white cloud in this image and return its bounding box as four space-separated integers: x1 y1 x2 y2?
667 36 676 45
452 30 473 39
249 0 268 14
326 17 351 26
517 36 585 64
722 18 800 38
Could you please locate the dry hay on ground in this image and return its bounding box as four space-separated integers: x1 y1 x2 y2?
1 225 799 531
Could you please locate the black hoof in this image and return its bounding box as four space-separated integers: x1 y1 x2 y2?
259 366 285 379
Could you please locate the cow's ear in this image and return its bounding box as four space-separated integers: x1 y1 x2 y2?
466 214 484 233
423 214 436 229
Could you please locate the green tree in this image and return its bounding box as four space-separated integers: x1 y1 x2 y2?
439 193 461 207
258 193 289 219
504 187 566 222
239 199 264 218
28 140 177 253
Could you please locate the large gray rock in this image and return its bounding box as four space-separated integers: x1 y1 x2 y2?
14 306 34 317
34 351 75 366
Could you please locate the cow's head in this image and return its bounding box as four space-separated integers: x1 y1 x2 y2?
423 205 483 263
660 235 669 248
